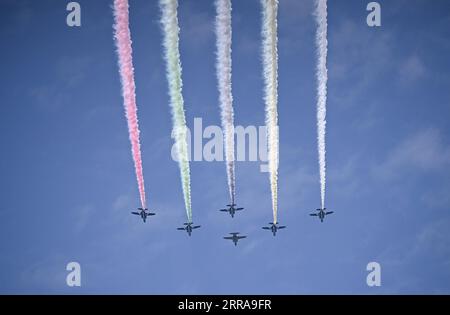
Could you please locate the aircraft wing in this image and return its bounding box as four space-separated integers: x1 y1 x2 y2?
223 236 233 240
309 213 318 216
192 225 201 229
177 227 185 230
237 236 247 239
236 208 244 210
219 209 228 212
148 213 156 216
326 211 334 215
278 226 286 229
262 227 271 230
131 212 140 215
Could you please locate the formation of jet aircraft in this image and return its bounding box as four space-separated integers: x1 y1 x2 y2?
130 201 334 241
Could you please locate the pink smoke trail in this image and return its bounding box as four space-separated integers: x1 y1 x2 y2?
113 0 147 209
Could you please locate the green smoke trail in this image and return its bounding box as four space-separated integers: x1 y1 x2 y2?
160 0 192 223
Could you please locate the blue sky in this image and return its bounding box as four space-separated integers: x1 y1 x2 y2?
0 0 450 294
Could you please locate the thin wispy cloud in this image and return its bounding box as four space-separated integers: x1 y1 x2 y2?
373 128 450 180
398 54 427 85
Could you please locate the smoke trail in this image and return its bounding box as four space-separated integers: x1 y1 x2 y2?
261 0 279 224
215 0 235 205
160 0 192 222
113 0 147 209
314 0 328 209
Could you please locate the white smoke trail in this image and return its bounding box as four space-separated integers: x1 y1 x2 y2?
261 0 279 224
215 0 235 205
314 0 328 210
160 0 192 222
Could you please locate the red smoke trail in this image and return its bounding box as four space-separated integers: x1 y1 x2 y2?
113 0 147 209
